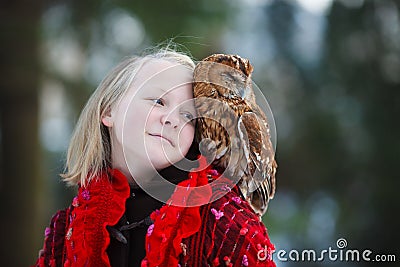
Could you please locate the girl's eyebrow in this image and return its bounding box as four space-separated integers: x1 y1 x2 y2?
150 83 192 94
141 86 166 95
153 86 167 92
151 85 169 93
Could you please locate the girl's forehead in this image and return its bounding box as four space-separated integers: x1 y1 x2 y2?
139 58 192 82
131 59 193 95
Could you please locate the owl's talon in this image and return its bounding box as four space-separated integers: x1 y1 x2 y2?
199 138 217 161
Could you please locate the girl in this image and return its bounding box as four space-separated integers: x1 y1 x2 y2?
33 47 196 267
33 47 276 267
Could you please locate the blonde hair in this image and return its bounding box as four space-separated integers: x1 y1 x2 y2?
61 47 195 187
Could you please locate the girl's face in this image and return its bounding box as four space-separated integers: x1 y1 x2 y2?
103 59 195 181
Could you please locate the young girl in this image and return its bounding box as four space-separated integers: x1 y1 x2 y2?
33 47 276 267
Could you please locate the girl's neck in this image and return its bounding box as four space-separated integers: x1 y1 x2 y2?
112 156 158 187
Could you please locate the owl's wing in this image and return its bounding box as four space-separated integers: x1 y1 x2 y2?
252 106 277 200
238 112 275 215
238 112 265 182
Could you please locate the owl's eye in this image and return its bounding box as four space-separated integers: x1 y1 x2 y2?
221 72 241 85
222 72 235 81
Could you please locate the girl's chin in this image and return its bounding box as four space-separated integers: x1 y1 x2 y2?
150 156 182 170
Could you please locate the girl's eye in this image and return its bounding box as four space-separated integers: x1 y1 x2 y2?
182 112 194 122
153 98 164 106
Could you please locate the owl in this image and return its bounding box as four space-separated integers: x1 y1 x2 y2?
193 54 277 216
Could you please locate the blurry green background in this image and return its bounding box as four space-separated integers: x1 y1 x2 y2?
1 0 399 266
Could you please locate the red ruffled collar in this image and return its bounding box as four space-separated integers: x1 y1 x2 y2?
142 156 216 267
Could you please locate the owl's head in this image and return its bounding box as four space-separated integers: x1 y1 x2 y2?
203 54 253 77
194 54 254 101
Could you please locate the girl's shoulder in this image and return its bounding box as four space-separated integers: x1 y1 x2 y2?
32 206 71 267
188 179 276 266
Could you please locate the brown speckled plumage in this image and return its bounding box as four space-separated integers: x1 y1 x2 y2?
193 54 277 216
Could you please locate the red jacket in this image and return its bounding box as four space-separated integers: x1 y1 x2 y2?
33 169 130 267
33 159 275 267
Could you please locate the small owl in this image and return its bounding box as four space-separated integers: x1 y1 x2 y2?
193 54 277 216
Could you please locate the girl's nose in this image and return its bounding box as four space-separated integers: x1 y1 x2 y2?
160 110 179 128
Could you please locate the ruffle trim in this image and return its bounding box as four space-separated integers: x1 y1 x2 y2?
63 169 130 267
142 156 216 267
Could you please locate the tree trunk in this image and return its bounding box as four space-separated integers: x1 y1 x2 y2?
0 1 44 265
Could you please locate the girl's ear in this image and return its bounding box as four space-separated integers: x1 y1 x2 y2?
102 115 113 127
101 109 113 127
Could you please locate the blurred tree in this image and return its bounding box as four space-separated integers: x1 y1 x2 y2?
264 0 399 264
0 0 45 266
324 0 400 255
261 1 399 266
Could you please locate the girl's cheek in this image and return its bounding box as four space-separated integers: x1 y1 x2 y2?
185 126 195 146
